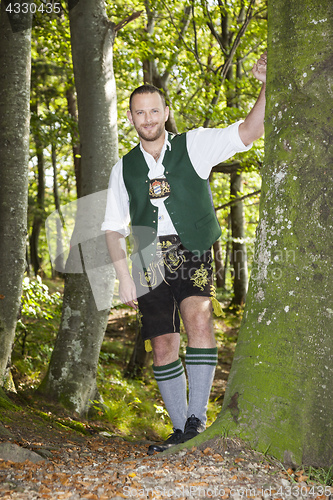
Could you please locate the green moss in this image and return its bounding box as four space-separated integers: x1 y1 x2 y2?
0 396 20 411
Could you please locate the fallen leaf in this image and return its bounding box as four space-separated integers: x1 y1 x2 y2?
297 475 309 482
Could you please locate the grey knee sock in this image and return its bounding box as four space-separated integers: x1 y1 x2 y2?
185 347 218 426
153 359 188 431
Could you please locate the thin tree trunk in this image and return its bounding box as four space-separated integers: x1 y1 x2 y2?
51 143 65 276
0 2 32 384
213 240 224 289
230 172 248 306
39 0 118 415
29 140 45 276
125 323 150 379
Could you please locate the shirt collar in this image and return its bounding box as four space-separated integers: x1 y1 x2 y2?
139 130 172 158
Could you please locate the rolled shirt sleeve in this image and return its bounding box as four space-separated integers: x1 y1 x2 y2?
186 121 252 179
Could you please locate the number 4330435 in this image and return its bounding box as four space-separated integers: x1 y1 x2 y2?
5 2 61 14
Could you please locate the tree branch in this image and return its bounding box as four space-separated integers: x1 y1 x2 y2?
215 189 261 212
114 11 143 33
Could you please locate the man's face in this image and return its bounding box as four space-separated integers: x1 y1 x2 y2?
127 92 169 142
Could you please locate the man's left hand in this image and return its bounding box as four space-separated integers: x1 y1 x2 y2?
252 51 267 83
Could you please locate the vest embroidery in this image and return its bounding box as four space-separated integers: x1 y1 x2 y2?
149 178 171 199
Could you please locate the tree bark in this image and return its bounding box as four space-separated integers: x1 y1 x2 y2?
212 240 224 289
194 0 333 467
39 0 118 415
66 86 82 199
230 172 248 306
51 143 65 277
29 135 45 276
0 2 32 385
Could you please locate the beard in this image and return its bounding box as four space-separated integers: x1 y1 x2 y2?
136 122 165 142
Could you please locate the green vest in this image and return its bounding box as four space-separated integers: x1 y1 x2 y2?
123 133 221 264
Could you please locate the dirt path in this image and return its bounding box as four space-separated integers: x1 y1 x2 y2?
1 430 329 499
1 396 332 499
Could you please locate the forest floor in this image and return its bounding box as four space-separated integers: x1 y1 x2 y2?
0 308 332 500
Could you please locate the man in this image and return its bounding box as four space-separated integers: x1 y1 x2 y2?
102 53 267 454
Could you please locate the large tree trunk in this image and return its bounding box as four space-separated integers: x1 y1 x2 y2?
230 171 248 306
194 0 333 467
39 0 118 415
0 3 32 385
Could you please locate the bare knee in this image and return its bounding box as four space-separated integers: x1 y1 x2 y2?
151 332 180 366
180 296 215 348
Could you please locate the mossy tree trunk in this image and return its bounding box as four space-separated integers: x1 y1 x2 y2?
0 3 32 385
197 0 333 467
39 0 118 415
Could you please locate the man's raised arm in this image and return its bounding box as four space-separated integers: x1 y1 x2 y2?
239 51 267 146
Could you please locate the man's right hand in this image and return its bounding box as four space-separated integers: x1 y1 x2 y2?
118 274 138 309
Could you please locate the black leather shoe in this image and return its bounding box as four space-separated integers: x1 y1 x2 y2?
183 414 205 442
147 429 184 455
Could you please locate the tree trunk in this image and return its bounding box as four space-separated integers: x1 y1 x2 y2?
230 171 248 306
212 240 224 289
125 326 150 379
51 143 65 277
0 2 32 385
39 0 118 415
29 139 45 276
195 0 333 467
66 86 82 199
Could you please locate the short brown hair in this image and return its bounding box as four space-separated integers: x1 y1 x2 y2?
129 84 166 111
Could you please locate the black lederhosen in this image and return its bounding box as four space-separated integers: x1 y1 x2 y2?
132 235 213 341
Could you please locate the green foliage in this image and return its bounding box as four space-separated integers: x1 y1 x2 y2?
19 276 62 321
29 11 77 276
13 277 63 389
304 466 333 487
92 362 168 439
